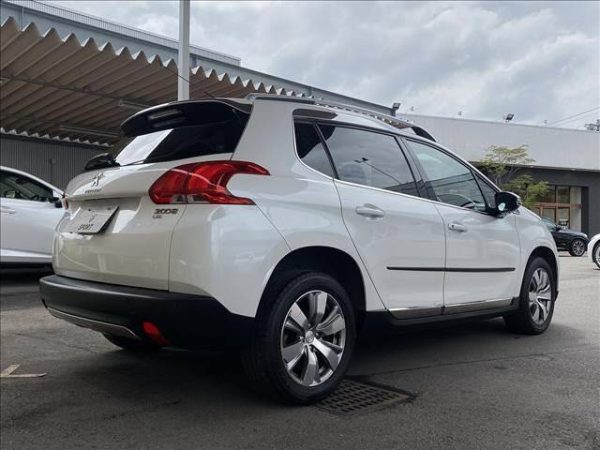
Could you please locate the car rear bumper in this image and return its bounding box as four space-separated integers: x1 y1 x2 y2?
39 275 253 349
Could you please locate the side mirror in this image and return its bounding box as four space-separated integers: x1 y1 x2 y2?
49 196 62 208
494 191 521 215
84 152 118 172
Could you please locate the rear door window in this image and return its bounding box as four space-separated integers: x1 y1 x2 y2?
318 125 419 196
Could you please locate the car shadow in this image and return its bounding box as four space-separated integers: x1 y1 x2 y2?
0 266 53 282
60 317 581 410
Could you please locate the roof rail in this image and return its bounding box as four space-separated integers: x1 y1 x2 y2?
247 94 436 142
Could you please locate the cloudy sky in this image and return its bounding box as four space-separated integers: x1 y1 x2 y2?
50 1 599 128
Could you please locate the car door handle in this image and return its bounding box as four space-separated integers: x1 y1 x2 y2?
448 222 467 232
0 206 16 215
356 204 385 219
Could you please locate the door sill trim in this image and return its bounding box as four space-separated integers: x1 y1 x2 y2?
389 298 516 319
443 298 514 314
389 306 443 319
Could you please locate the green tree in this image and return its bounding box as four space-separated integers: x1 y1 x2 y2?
479 145 549 210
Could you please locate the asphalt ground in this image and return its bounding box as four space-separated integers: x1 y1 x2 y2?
1 256 599 450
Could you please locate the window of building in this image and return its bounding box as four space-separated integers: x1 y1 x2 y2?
557 186 570 203
536 185 581 229
557 207 571 227
294 123 335 177
540 188 556 203
318 125 418 196
542 208 556 223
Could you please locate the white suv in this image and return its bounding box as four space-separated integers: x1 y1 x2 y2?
40 96 559 403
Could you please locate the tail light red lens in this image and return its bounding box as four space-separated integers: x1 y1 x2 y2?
149 161 269 205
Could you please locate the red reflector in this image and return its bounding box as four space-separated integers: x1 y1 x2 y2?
142 321 170 346
149 161 269 205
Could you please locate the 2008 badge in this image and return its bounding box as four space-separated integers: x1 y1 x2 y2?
153 208 178 218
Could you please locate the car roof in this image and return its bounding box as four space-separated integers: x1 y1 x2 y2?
122 95 436 143
245 94 436 142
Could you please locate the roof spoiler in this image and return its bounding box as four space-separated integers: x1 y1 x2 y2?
120 99 252 137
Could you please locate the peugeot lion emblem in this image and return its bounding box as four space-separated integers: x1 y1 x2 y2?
91 172 105 187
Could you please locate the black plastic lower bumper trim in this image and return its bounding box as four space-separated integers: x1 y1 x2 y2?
39 275 253 350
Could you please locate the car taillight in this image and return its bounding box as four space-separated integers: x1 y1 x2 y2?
149 161 269 205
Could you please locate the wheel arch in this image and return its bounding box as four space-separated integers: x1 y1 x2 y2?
527 246 559 295
257 246 366 324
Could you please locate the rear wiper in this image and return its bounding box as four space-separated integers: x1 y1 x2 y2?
84 153 120 172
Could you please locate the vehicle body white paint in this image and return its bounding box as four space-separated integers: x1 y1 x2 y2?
0 166 64 265
52 98 559 319
587 233 600 267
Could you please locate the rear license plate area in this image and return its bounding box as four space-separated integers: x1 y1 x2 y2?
68 206 119 235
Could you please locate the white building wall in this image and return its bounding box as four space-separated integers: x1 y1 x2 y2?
402 114 600 172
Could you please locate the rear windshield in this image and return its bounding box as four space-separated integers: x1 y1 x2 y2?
115 111 249 165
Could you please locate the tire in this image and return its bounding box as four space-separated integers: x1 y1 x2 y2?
594 242 600 269
504 257 556 335
242 272 356 404
568 238 586 257
103 333 160 352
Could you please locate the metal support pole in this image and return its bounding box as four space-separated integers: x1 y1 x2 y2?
178 0 190 100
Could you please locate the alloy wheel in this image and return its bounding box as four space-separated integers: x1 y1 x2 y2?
528 268 553 325
594 245 600 266
571 239 586 256
280 290 346 387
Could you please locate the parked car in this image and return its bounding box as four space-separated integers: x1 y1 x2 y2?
541 217 589 256
40 96 559 404
0 166 64 266
588 234 600 269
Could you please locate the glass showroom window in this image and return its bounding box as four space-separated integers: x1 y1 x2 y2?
536 185 582 230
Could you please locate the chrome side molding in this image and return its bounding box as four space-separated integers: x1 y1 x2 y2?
390 298 514 319
443 298 513 314
389 306 443 319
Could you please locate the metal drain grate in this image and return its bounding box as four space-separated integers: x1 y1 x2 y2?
316 378 412 416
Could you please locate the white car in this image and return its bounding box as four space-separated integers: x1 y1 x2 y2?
588 234 600 269
40 96 559 403
1 166 64 266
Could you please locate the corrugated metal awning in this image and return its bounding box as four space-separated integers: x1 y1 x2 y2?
0 17 296 145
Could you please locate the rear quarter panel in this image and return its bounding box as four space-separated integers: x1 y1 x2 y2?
229 100 386 313
169 204 291 318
